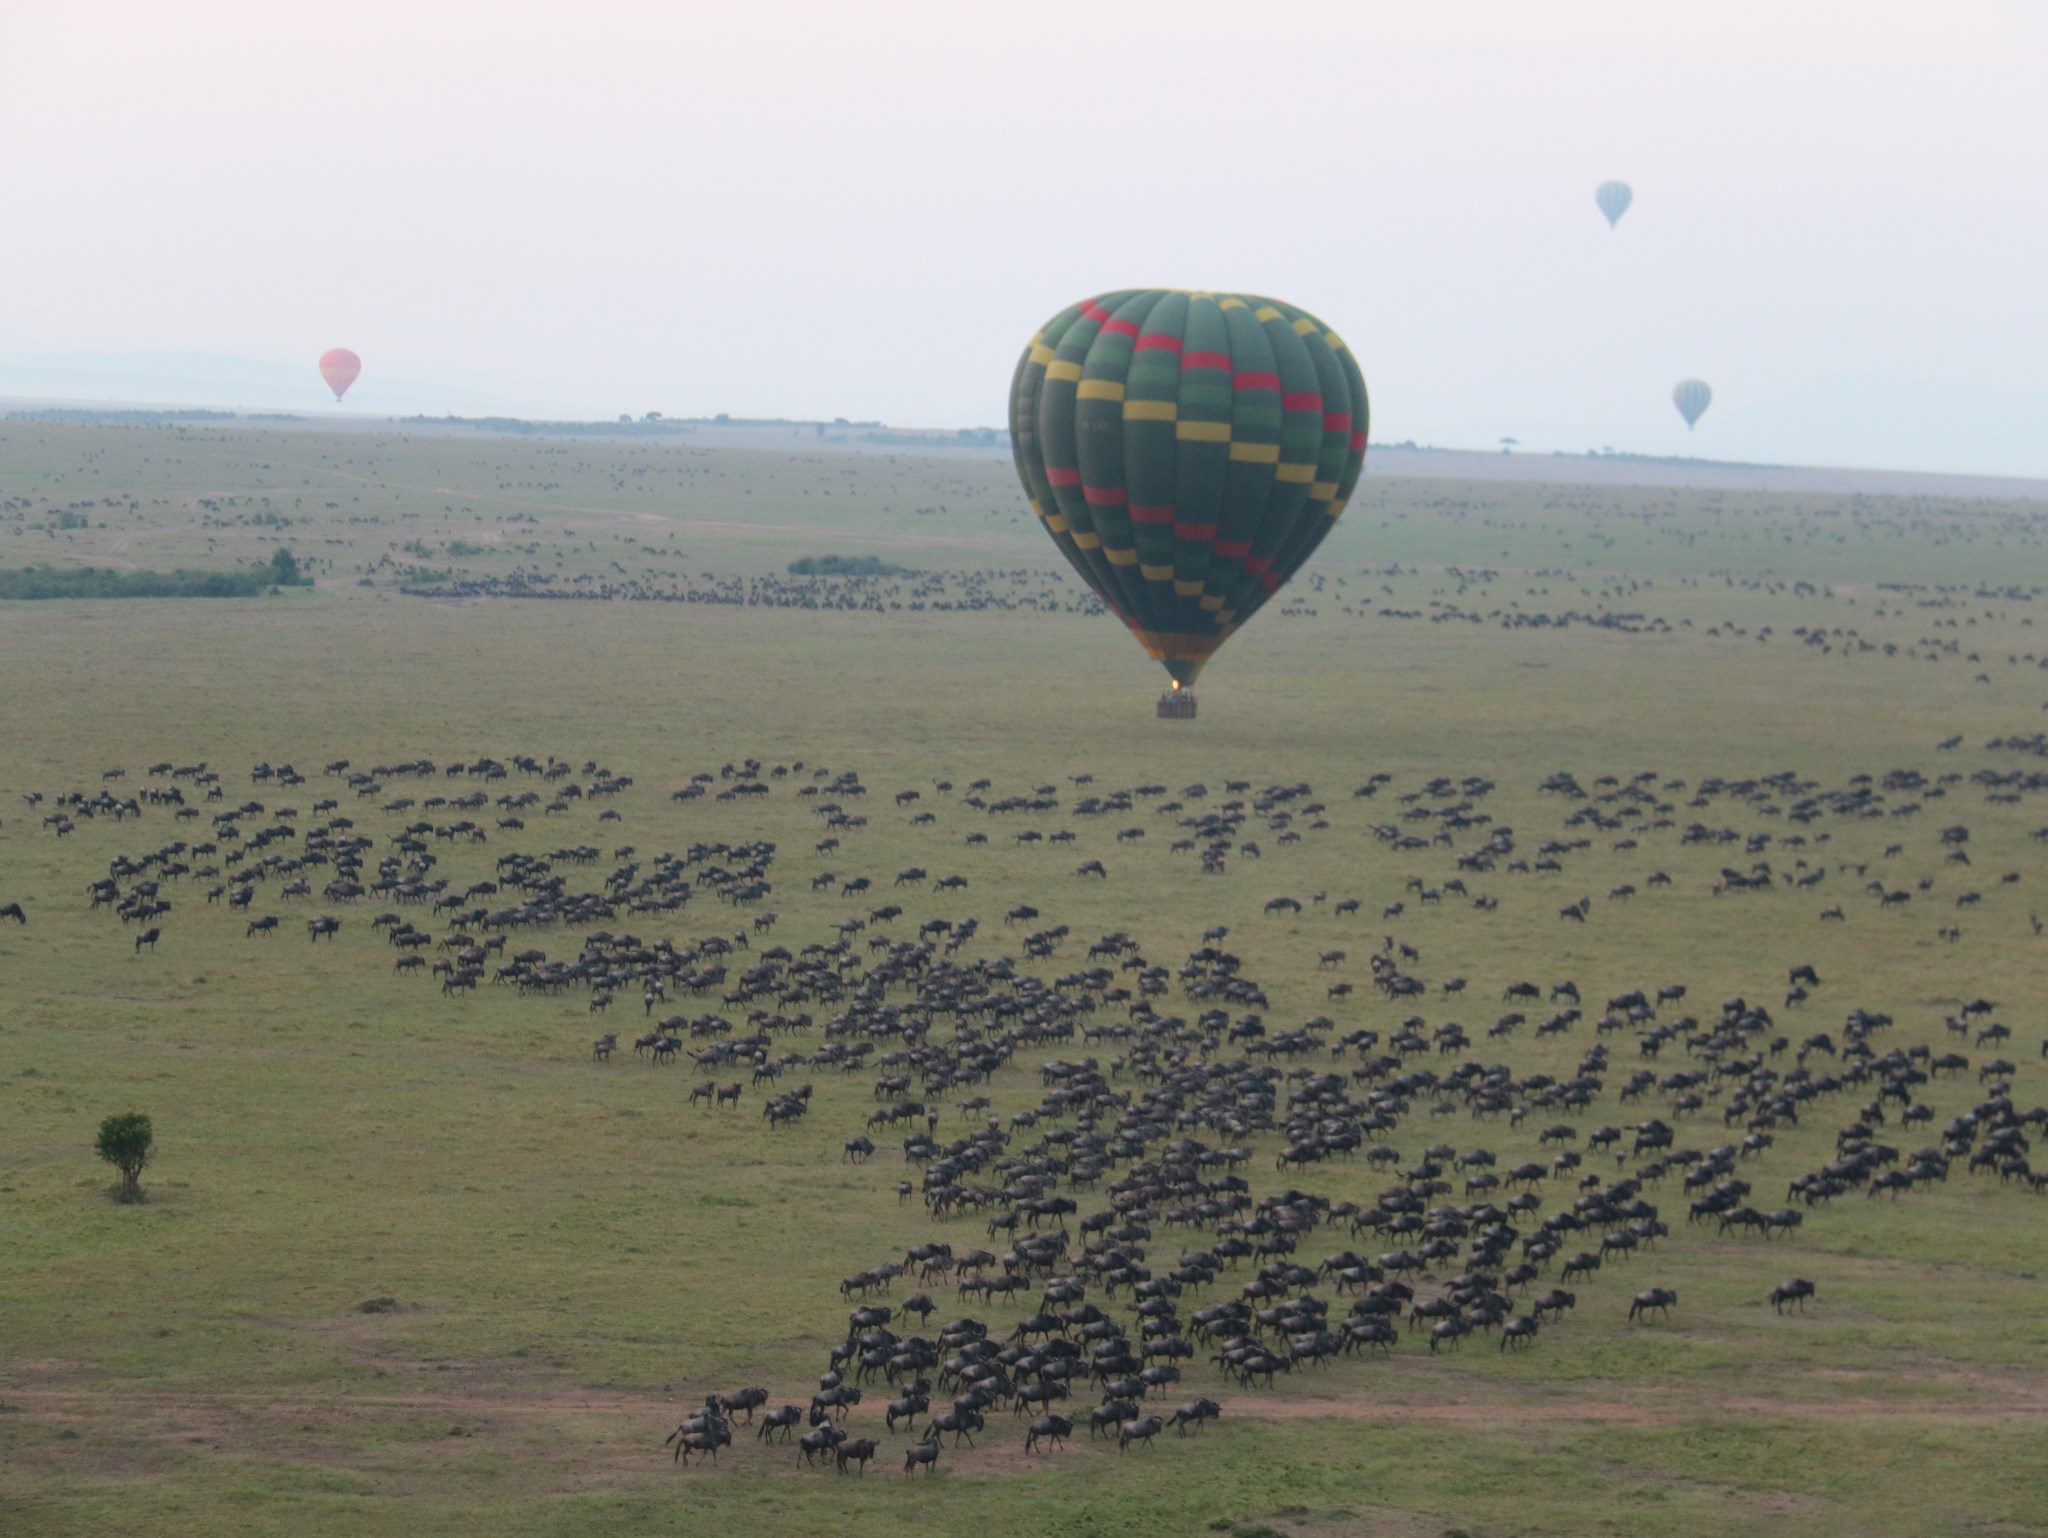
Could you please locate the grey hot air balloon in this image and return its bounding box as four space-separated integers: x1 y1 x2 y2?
1672 379 1712 429
1595 181 1632 228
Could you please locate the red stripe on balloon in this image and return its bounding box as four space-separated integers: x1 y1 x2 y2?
1243 556 1273 575
1215 540 1251 559
1349 431 1367 450
1282 392 1322 412
1173 522 1217 541
1081 304 1111 324
1181 351 1231 371
1099 317 1139 339
1134 334 1183 353
1045 467 1082 488
1232 372 1281 392
1129 505 1174 525
1083 486 1127 507
1324 412 1351 432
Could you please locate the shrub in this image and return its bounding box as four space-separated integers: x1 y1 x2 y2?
95 1112 154 1201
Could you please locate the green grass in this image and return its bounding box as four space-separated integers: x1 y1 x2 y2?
1 421 2046 1536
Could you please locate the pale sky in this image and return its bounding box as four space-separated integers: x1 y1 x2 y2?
4 0 2046 475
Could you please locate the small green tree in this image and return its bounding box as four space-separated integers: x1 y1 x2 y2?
267 547 305 586
96 1112 153 1201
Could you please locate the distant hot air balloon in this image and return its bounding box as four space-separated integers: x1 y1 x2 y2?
1673 379 1712 429
1010 290 1368 703
318 348 361 402
1595 181 1632 228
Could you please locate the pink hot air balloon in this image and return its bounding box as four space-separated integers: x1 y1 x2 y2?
318 348 362 402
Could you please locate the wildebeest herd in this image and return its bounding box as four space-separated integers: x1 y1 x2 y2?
8 738 2046 1477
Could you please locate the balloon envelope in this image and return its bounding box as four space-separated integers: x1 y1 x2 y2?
1673 378 1712 429
1010 290 1368 688
1595 180 1632 228
318 348 361 402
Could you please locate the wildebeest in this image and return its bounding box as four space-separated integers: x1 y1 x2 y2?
834 1436 879 1475
1769 1278 1817 1313
1628 1286 1679 1322
1024 1412 1073 1452
1117 1413 1164 1452
1165 1396 1221 1435
797 1422 846 1467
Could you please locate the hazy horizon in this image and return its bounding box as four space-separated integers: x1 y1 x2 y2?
5 0 2044 477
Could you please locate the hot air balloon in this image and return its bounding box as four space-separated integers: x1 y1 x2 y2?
1010 290 1368 709
1595 181 1632 228
1672 379 1712 429
318 348 361 402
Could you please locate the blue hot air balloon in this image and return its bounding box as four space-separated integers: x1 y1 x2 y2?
1672 379 1712 429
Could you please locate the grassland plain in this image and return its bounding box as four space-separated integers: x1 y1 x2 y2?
2 421 2047 1538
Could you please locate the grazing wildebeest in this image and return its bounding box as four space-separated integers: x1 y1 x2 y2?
592 1033 616 1062
716 1081 742 1108
1628 1287 1678 1323
902 1435 940 1475
0 902 24 925
835 1436 879 1475
756 1404 802 1441
247 915 279 938
134 926 161 953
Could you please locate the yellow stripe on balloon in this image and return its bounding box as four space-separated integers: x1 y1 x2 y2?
1028 343 1055 367
1043 513 1069 534
1228 441 1281 464
1076 379 1126 402
1309 481 1339 499
1123 399 1177 422
1253 306 1282 323
1045 360 1084 383
1071 531 1102 550
1175 420 1231 443
1292 317 1317 335
1174 579 1204 596
1218 298 1247 311
1275 462 1314 483
1139 563 1174 581
1103 546 1139 567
